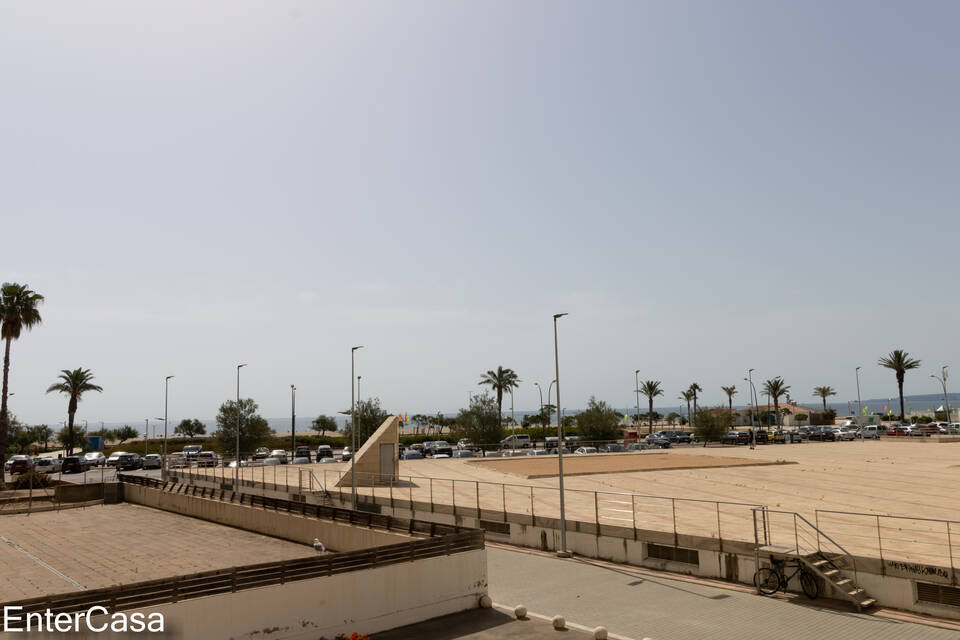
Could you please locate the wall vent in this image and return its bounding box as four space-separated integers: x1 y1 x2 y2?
646 543 699 565
917 582 960 607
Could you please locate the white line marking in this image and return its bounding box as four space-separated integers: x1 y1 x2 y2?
0 535 86 590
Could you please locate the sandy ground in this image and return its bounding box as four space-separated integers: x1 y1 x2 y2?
199 440 960 566
0 503 315 601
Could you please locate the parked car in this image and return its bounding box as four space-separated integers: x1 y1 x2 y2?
228 460 249 468
253 447 271 460
340 447 352 462
625 443 643 451
525 449 550 456
601 443 625 452
501 449 526 457
457 439 474 451
859 425 881 439
315 445 333 461
574 446 598 454
196 451 219 467
292 457 311 465
402 450 424 460
115 453 142 470
721 431 748 445
294 446 311 459
167 452 188 468
319 457 339 464
106 452 127 467
182 444 203 457
84 452 107 467
663 430 693 444
142 454 162 469
31 457 61 473
643 434 672 448
500 434 532 449
268 449 289 464
61 456 91 473
819 428 839 442
425 441 453 457
452 449 476 458
263 457 281 466
835 427 857 441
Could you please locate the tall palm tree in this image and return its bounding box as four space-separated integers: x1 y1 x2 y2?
0 283 44 465
813 386 837 412
687 383 702 426
639 380 664 435
46 368 103 456
681 390 694 426
478 366 520 430
721 385 737 411
879 350 922 420
762 377 791 426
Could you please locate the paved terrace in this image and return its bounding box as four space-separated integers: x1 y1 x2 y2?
205 440 960 566
0 504 315 601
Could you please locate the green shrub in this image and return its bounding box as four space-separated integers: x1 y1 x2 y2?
7 471 56 490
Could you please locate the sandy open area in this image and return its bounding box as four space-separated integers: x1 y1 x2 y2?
472 452 789 478
0 503 314 602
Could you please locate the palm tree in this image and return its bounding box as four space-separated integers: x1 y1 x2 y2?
762 377 791 426
46 368 103 456
813 386 837 412
0 283 44 465
879 350 922 420
687 383 702 426
639 380 664 435
478 366 520 430
681 390 694 425
721 385 737 412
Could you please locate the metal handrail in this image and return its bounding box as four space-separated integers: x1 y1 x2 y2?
752 507 859 582
816 508 960 526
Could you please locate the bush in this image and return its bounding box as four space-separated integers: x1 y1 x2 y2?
7 471 56 490
576 397 621 442
693 408 733 444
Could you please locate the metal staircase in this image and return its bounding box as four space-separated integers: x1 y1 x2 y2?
754 508 876 612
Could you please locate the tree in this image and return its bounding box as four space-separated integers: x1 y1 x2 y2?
477 367 520 431
682 390 694 425
879 349 922 421
213 398 273 457
114 425 139 444
453 393 503 445
174 418 206 438
58 425 88 452
576 396 621 443
665 411 681 426
32 424 52 452
343 398 390 448
693 408 732 445
639 380 664 435
796 413 808 425
813 386 837 412
0 283 44 467
46 368 103 456
762 377 791 427
312 415 338 437
687 383 702 426
409 414 429 435
721 385 737 411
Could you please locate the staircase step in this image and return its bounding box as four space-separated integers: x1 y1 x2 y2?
835 579 852 586
847 588 865 596
860 598 877 609
823 569 839 577
812 559 830 567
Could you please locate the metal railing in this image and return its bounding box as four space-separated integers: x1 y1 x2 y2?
815 509 959 580
168 466 765 549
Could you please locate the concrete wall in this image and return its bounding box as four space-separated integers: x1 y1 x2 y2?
122 483 410 552
337 415 400 487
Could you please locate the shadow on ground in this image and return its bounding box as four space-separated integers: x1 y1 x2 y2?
373 608 592 640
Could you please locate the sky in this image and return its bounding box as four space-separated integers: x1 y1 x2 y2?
1 1 958 426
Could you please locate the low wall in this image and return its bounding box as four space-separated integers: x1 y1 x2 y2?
54 482 119 504
122 483 409 552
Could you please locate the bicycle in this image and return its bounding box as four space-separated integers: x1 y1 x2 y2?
754 558 819 599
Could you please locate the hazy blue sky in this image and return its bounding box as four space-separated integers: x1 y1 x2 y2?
2 1 958 425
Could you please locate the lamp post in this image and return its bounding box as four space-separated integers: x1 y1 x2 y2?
635 370 641 428
144 419 149 456
553 312 570 557
291 385 296 456
932 367 951 423
747 369 756 428
163 376 173 482
357 376 362 403
855 367 863 425
508 388 515 431
351 346 363 509
534 382 543 418
235 364 246 485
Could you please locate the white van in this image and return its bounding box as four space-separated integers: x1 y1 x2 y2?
500 434 532 449
860 425 880 439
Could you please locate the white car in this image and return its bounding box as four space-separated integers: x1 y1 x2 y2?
84 452 106 467
32 457 61 473
835 427 857 441
574 446 598 454
142 454 162 469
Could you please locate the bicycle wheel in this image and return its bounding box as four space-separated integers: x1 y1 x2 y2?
800 571 819 599
754 568 781 595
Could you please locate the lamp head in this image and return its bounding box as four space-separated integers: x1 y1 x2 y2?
352 345 363 352
166 375 174 381
553 312 568 320
238 363 247 369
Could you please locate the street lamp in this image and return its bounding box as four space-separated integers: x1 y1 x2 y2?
508 388 515 431
534 382 544 417
747 369 756 428
163 376 173 482
931 367 951 423
291 385 296 456
144 419 149 456
235 365 246 485
553 312 570 557
351 345 363 509
635 370 641 428
855 367 863 424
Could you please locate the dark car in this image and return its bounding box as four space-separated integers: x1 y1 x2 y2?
754 429 769 444
665 430 693 444
643 434 672 448
315 445 333 462
721 431 749 445
601 443 625 452
62 456 91 474
817 428 838 442
425 441 453 457
116 453 142 470
295 446 311 459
